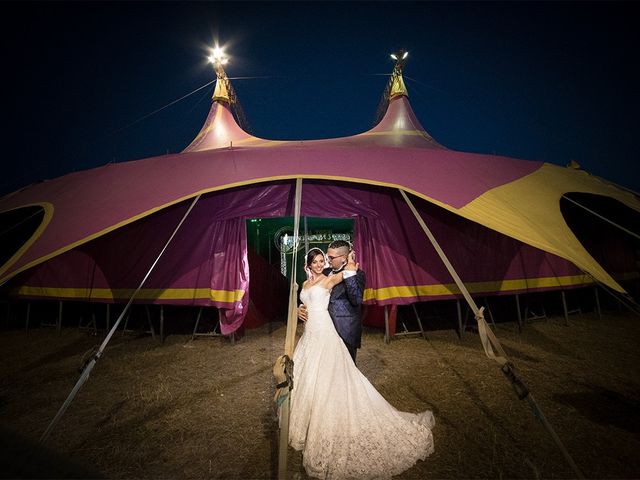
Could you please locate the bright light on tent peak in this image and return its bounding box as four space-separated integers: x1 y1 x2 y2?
208 45 229 65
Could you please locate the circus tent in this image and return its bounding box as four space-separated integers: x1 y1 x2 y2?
1 58 638 335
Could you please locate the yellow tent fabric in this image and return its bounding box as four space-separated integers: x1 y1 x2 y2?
451 164 640 292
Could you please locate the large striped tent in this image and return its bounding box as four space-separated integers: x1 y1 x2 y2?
1 62 638 335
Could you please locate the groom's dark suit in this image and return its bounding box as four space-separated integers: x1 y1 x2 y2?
324 267 366 362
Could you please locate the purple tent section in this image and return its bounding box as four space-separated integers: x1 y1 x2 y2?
13 184 290 334
0 116 543 285
11 180 593 334
300 182 591 303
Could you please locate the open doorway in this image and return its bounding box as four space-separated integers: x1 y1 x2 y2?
244 216 354 327
246 216 354 281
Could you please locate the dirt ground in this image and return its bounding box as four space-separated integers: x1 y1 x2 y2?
0 308 639 479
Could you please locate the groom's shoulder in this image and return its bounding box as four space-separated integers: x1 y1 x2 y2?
322 267 332 276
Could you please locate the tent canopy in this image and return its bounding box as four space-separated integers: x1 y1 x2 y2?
1 67 639 306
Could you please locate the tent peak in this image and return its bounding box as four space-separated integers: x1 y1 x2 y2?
366 52 443 148
183 58 257 152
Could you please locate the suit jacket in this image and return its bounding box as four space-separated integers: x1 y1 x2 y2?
324 268 366 349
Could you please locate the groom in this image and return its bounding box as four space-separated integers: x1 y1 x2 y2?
299 240 366 363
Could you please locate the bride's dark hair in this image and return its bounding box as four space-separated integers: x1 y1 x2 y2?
305 248 325 267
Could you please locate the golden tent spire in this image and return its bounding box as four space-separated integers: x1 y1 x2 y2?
209 46 232 104
389 49 409 99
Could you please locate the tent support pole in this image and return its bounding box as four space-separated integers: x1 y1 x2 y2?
411 303 427 340
561 291 569 326
145 305 156 339
191 306 203 340
160 305 165 343
383 305 390 344
456 299 463 339
594 286 601 320
399 189 584 479
25 302 31 334
515 294 522 331
39 194 201 444
590 278 640 317
57 301 63 336
122 308 132 334
277 178 303 480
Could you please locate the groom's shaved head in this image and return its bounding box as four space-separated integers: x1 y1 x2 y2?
328 240 350 255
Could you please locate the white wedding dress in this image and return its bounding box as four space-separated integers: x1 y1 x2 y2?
289 285 435 479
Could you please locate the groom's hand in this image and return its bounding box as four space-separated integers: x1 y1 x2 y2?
298 304 308 322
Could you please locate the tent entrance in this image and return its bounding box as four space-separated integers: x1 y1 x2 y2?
243 216 353 329
246 216 354 282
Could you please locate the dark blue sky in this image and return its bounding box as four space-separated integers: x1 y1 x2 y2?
2 2 638 196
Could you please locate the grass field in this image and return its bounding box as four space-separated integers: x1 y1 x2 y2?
0 309 639 479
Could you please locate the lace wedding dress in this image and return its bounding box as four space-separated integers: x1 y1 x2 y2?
289 285 435 479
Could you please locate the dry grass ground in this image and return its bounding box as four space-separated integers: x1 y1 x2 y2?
0 310 639 479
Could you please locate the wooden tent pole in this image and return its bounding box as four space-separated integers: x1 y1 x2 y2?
400 189 584 479
277 178 303 480
39 194 201 444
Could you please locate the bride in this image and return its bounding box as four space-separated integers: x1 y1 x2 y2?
289 248 435 479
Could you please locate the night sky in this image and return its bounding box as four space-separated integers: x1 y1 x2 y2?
2 2 638 197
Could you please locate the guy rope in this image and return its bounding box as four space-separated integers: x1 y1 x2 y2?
40 195 201 443
400 189 584 479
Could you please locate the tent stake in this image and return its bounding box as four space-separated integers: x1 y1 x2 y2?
40 194 201 444
400 189 584 479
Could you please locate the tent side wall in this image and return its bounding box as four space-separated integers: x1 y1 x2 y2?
6 180 623 334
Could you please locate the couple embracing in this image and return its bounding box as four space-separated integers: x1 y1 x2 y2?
288 240 435 479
